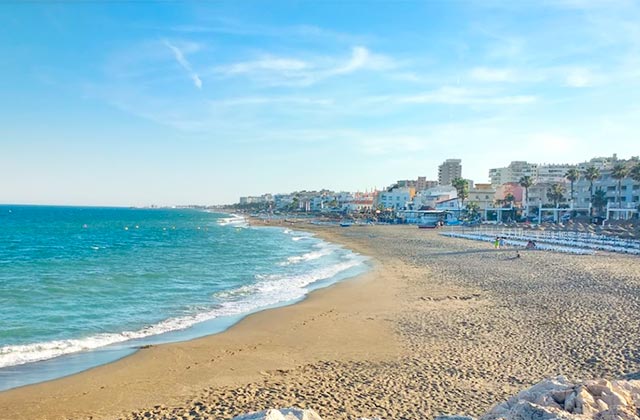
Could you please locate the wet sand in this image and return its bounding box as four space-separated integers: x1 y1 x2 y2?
1 224 639 420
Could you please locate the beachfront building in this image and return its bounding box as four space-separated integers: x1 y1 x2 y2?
378 186 416 210
526 182 556 207
412 186 457 209
438 159 462 186
537 163 575 184
467 183 496 211
489 161 538 186
239 194 273 205
494 182 524 206
577 154 620 172
574 158 640 214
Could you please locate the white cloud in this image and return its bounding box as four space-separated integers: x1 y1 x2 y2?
213 46 396 86
164 40 202 89
565 68 593 87
221 57 310 75
396 87 537 105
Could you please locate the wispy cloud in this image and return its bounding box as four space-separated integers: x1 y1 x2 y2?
213 46 396 86
392 87 537 106
164 40 202 89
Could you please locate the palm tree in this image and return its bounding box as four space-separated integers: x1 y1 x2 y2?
519 176 534 216
583 166 601 216
631 163 640 182
565 168 580 206
547 183 566 208
631 164 640 218
592 188 608 218
611 163 629 210
451 177 469 216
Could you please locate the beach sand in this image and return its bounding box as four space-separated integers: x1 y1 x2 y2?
1 224 639 420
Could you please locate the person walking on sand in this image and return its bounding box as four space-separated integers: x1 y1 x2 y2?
494 237 500 249
499 237 505 248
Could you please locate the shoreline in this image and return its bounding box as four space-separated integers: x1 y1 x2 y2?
0 216 368 392
1 224 639 420
0 223 399 420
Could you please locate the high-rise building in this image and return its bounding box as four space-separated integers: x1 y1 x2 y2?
489 161 538 186
438 159 462 186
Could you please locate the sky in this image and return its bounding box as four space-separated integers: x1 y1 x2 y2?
1 0 639 206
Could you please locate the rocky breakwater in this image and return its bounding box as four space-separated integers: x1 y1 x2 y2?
235 377 640 420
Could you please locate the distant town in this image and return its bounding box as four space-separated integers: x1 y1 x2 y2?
235 154 640 225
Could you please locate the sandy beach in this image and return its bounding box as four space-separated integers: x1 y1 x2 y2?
1 224 639 420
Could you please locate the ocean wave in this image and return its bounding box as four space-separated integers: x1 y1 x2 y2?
278 246 335 266
0 253 366 369
217 214 248 228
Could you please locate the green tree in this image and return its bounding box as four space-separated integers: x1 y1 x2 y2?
547 183 566 208
519 176 534 215
452 177 469 214
611 163 629 209
592 188 608 217
631 164 640 218
565 168 580 206
583 166 601 216
631 163 640 183
465 201 480 220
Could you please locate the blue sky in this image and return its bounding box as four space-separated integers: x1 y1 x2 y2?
1 0 639 206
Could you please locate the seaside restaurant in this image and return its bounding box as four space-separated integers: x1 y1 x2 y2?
397 210 456 225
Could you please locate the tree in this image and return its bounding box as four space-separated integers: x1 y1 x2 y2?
592 188 608 217
465 201 480 220
583 166 601 216
565 168 580 206
519 176 534 215
547 183 566 208
452 177 469 214
631 163 640 183
611 163 629 209
631 164 640 218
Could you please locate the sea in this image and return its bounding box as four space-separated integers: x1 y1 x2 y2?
0 206 368 391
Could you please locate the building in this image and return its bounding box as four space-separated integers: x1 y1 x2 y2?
526 182 565 207
412 186 457 209
378 187 416 210
495 182 524 206
574 159 640 210
489 161 538 186
537 164 575 184
467 183 496 210
397 177 438 191
438 159 462 186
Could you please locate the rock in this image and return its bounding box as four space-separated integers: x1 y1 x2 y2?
481 377 640 420
231 378 640 420
232 408 323 420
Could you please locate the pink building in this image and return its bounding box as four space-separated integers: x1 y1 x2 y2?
495 182 524 205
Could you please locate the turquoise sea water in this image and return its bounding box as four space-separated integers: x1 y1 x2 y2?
0 206 368 391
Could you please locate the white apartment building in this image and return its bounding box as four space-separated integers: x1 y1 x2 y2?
574 169 640 209
537 164 575 184
489 161 538 186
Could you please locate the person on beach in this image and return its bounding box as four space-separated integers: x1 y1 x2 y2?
499 237 505 248
526 240 537 249
494 237 500 249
